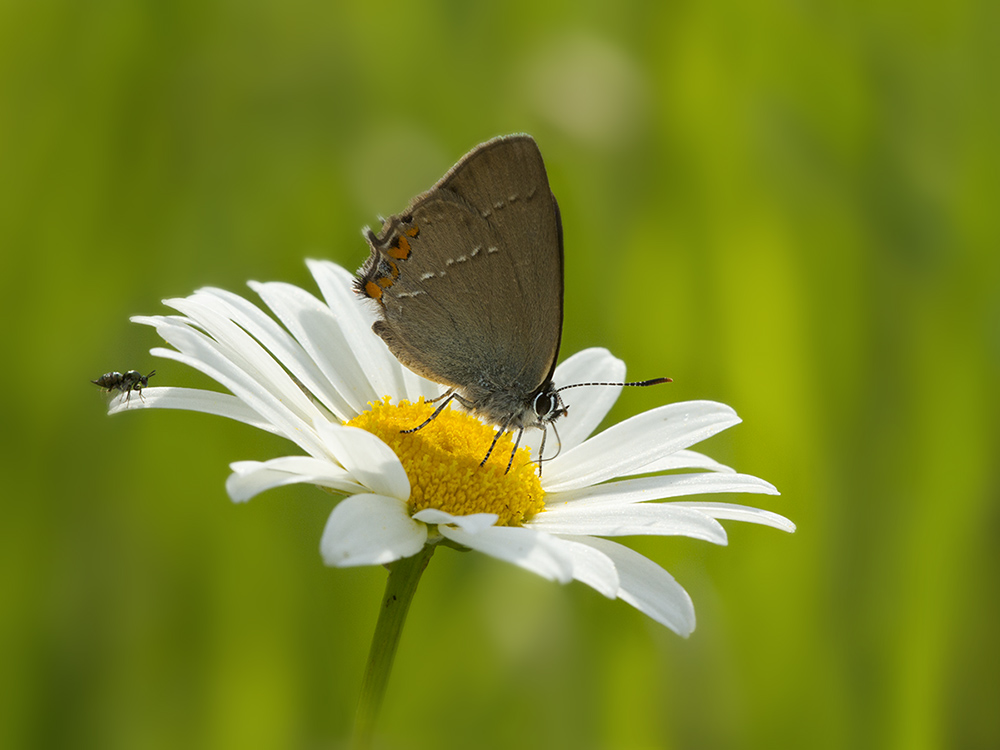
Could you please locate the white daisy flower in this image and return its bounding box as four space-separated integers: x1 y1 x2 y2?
120 259 794 636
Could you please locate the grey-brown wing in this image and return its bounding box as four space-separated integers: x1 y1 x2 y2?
373 135 563 396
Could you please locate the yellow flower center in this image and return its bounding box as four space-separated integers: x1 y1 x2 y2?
347 397 545 526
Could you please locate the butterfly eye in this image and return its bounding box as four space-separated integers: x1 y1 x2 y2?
533 392 557 420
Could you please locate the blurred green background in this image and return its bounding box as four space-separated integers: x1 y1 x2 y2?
2 1 997 748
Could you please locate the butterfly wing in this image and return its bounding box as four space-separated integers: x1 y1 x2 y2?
356 135 564 421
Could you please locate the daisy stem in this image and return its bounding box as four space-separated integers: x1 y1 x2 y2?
353 544 436 750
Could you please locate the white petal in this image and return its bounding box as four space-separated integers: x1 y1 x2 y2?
225 457 364 503
570 536 696 636
139 311 320 434
542 401 742 493
549 535 620 598
165 293 328 423
316 423 410 500
398 367 447 405
306 259 414 402
250 280 377 416
670 501 796 532
547 472 779 509
320 494 427 567
527 348 626 456
412 508 499 533
552 347 621 385
138 336 328 459
107 386 277 433
197 285 357 421
438 524 575 583
530 503 728 545
634 449 736 475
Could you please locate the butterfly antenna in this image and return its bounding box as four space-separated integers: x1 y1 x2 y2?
555 377 672 393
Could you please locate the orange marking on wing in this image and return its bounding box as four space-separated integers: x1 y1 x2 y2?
364 280 383 300
389 236 411 259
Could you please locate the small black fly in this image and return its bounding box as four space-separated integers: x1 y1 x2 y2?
91 369 156 405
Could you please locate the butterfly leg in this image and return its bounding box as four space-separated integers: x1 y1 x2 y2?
502 426 526 475
479 416 517 469
401 389 458 434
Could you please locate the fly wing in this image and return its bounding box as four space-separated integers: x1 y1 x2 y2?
359 135 564 402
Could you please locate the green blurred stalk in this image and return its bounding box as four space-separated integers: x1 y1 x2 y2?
353 544 436 750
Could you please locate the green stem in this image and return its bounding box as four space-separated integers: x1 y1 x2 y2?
353 544 435 750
